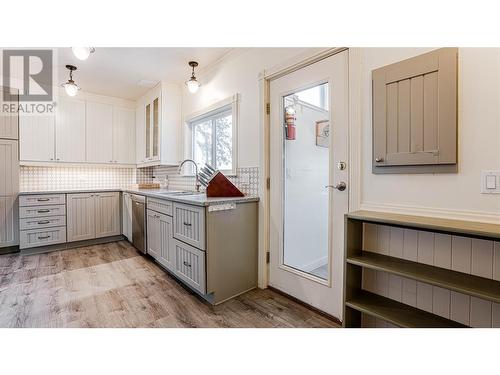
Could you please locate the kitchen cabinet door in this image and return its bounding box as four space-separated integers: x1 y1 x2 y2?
112 107 135 164
158 212 174 270
0 139 19 197
135 104 146 164
86 101 113 163
67 193 95 242
122 192 133 241
0 88 18 139
55 97 86 162
94 192 120 238
19 114 55 161
0 196 18 248
147 209 160 260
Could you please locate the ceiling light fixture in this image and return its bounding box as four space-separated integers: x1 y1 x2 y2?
185 61 200 93
61 65 80 97
72 47 95 61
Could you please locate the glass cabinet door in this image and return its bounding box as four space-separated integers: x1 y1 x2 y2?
152 97 159 160
145 103 151 159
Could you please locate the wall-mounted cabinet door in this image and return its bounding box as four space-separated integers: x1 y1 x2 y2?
86 101 113 163
372 48 458 173
94 192 120 238
0 88 19 140
144 90 161 163
55 97 86 162
112 107 135 164
67 193 95 242
20 114 55 162
136 105 146 164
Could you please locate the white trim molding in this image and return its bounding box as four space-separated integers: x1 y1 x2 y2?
360 201 500 225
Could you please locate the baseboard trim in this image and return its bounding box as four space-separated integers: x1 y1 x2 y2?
268 286 342 327
360 202 500 225
0 245 20 255
19 235 126 256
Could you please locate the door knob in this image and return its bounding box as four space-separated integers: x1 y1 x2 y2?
325 182 347 191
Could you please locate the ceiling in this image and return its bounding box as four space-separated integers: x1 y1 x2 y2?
55 47 232 100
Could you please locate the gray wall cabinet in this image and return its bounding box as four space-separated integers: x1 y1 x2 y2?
372 48 458 174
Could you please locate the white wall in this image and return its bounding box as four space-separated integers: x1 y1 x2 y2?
181 48 314 168
358 48 500 221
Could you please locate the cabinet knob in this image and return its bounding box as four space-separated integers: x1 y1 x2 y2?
183 261 192 268
375 157 384 163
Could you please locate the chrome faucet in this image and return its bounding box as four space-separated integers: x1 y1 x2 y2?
178 159 201 192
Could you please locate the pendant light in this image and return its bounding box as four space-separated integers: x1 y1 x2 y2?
185 61 200 93
72 47 95 61
61 65 80 97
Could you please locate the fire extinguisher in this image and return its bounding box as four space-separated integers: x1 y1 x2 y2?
285 106 296 140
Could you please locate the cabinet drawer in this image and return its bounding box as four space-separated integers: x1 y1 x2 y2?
20 215 66 230
173 202 205 250
173 239 206 294
19 204 66 218
20 226 66 249
147 197 173 216
19 194 66 207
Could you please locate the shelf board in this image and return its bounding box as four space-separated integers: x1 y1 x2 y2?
347 210 500 240
348 252 500 304
346 291 467 328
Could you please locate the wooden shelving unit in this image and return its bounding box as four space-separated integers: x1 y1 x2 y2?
343 210 500 328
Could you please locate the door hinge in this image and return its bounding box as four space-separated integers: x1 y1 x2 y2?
266 251 270 264
266 103 270 115
266 177 270 190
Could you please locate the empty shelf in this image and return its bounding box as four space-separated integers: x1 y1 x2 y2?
346 291 467 328
347 252 500 304
347 210 500 240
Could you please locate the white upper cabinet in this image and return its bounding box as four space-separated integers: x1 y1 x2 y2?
113 107 135 164
0 88 19 140
20 114 55 161
86 101 113 163
55 97 86 162
137 83 181 167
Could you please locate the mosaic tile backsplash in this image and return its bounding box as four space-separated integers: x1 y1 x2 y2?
20 165 260 196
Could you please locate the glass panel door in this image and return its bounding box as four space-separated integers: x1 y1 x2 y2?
282 82 330 280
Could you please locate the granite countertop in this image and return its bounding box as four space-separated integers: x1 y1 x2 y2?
19 187 259 207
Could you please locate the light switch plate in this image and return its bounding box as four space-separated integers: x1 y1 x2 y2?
481 170 500 194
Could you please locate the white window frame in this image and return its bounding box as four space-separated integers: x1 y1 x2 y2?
184 94 239 176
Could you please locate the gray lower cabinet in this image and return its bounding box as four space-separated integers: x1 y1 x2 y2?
172 238 206 294
147 209 174 271
67 192 120 242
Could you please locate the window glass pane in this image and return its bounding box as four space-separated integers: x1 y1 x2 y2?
215 114 232 171
193 119 213 166
295 83 329 110
145 104 150 158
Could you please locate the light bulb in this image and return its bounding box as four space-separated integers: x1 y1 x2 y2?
72 47 95 60
186 78 200 94
63 82 79 96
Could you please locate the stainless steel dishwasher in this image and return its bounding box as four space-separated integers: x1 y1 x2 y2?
131 194 146 254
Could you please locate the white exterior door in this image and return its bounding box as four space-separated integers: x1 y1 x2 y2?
86 101 113 163
55 97 86 162
269 51 349 319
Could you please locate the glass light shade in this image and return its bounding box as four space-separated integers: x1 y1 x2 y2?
63 82 80 96
72 47 93 60
186 78 200 93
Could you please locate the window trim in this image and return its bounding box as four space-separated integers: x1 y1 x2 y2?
184 94 239 176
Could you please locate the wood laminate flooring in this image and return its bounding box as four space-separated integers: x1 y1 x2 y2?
0 241 339 328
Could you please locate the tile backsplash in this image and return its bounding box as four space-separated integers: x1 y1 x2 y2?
20 165 260 196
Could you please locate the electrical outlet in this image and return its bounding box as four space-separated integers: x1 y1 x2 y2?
481 170 500 194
